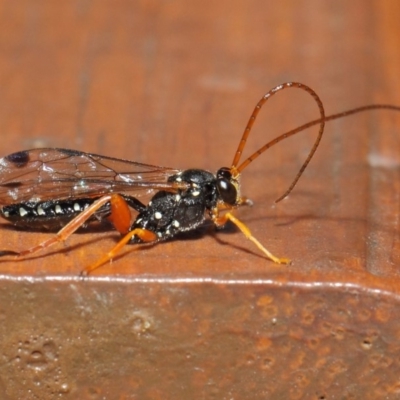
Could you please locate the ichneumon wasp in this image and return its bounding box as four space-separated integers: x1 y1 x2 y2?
0 82 399 275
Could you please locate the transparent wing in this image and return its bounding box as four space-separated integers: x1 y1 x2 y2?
0 148 185 205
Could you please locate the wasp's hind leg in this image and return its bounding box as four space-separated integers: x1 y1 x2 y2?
0 194 149 273
0 194 119 260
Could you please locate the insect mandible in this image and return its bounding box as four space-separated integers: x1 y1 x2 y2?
0 82 399 275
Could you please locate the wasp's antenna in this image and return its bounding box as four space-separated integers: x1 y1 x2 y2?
245 103 400 202
231 82 325 202
232 83 400 203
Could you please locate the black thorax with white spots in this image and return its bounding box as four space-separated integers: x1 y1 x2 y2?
130 169 218 243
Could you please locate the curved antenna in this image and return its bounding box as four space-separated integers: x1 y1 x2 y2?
231 82 325 202
239 102 400 203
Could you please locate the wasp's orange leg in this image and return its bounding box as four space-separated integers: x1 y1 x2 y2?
81 228 157 276
214 211 290 264
107 193 133 234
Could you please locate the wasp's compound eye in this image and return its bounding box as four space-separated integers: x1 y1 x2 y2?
216 168 237 205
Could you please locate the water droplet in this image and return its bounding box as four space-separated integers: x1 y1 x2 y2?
361 339 372 350
42 340 58 360
26 350 48 371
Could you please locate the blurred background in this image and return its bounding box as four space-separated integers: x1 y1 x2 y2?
1 1 398 164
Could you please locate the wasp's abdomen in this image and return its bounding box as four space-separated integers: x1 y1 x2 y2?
0 198 109 230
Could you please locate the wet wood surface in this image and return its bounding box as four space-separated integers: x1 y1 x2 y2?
0 1 399 399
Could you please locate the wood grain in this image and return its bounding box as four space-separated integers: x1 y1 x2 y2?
0 1 399 398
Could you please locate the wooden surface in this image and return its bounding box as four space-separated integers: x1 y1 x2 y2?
0 1 400 399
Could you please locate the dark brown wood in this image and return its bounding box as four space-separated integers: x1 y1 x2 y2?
0 1 400 398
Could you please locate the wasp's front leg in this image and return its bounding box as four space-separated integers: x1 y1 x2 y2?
211 207 290 265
